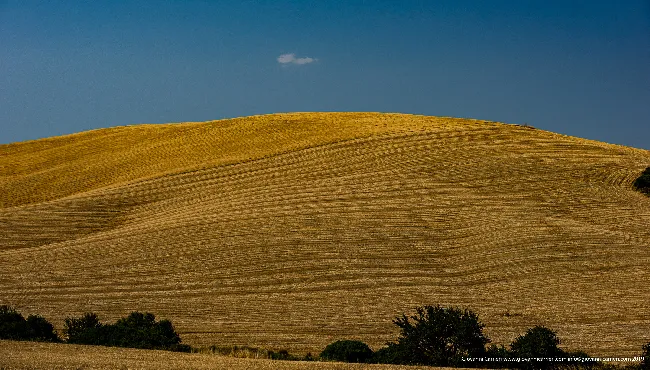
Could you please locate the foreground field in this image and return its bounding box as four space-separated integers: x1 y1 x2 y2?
1 113 649 356
0 341 446 370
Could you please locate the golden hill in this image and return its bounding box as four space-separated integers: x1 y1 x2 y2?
0 112 649 357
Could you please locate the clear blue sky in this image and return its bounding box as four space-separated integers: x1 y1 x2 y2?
1 0 649 149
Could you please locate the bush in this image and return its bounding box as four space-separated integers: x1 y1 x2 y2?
510 326 563 370
485 344 513 368
303 352 316 361
109 312 181 349
64 312 102 344
0 305 59 342
387 305 490 366
0 305 28 340
320 340 374 363
633 167 650 195
25 315 60 342
206 345 270 358
64 311 183 350
269 349 292 360
371 343 411 364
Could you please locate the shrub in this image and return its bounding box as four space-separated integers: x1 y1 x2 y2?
64 311 183 350
484 344 513 368
0 305 59 342
25 315 60 342
320 340 374 363
109 312 181 349
303 352 316 361
206 345 269 358
510 326 563 370
269 349 292 360
0 305 28 340
64 312 102 344
633 167 650 195
371 343 410 364
388 305 490 366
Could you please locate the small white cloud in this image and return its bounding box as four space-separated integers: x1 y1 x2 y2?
277 53 317 65
294 57 315 65
277 53 296 64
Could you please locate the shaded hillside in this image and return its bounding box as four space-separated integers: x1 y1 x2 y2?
1 113 649 356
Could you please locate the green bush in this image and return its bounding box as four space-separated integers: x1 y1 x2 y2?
64 311 183 350
371 343 410 364
387 305 490 366
110 312 181 349
0 305 28 340
269 349 292 360
510 326 563 370
633 167 650 195
64 312 102 344
25 315 60 342
0 305 59 342
320 340 374 363
484 344 513 368
303 352 316 361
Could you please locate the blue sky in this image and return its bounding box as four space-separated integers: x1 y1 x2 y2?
1 0 649 149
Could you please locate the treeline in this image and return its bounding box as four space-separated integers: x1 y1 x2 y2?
0 305 60 342
2 304 649 369
318 305 650 369
0 305 189 352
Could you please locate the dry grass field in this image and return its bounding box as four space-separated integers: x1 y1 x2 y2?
1 112 649 359
0 340 445 369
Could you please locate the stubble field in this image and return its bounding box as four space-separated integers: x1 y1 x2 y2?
1 112 649 361
0 340 445 369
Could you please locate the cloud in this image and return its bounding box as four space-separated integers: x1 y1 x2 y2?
277 53 317 65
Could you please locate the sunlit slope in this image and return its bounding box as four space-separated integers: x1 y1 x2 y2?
1 113 649 357
0 113 461 208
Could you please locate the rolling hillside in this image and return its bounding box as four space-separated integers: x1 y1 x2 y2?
1 112 649 357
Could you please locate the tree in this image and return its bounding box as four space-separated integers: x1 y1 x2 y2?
371 343 411 364
25 315 60 342
320 340 374 363
64 311 182 350
64 312 102 344
110 312 181 349
633 167 650 195
389 305 490 366
510 326 563 370
485 344 513 369
0 305 59 342
0 305 29 340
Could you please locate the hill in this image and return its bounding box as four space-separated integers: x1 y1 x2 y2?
0 112 649 356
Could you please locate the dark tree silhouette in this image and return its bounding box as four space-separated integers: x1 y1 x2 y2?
389 305 489 366
510 326 563 370
64 311 185 351
320 340 373 363
633 167 650 195
0 305 59 342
